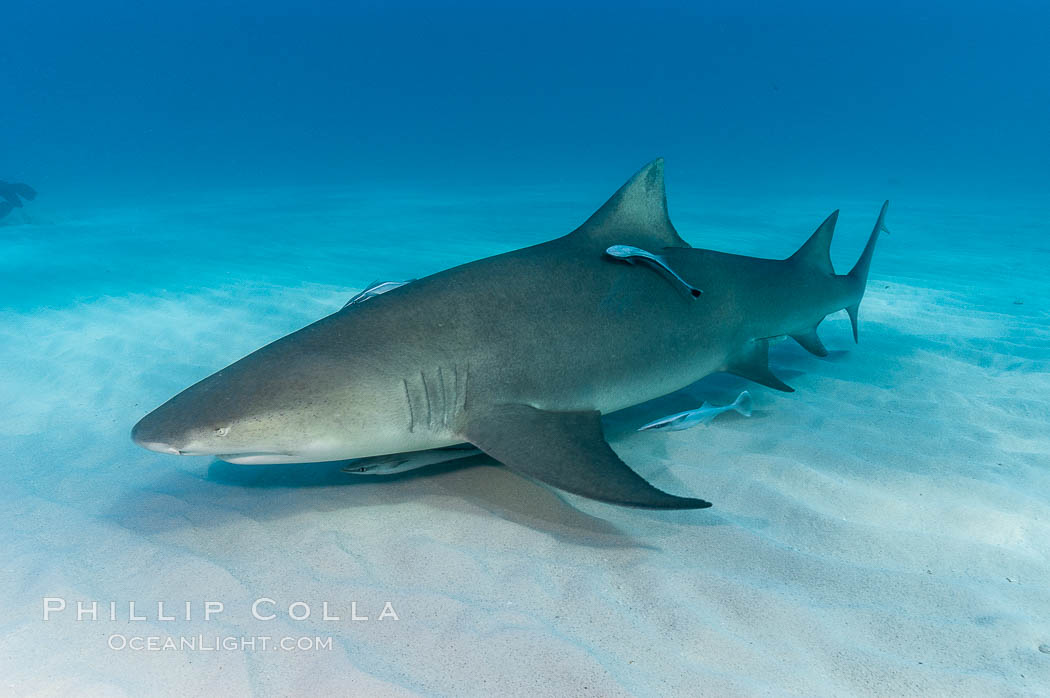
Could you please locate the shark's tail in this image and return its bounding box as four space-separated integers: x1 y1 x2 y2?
842 201 890 342
718 201 889 393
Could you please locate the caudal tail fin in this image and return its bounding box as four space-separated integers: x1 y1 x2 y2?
844 200 890 343
731 390 753 418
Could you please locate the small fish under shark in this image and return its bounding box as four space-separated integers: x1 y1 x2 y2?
342 391 754 475
342 443 482 475
637 390 752 431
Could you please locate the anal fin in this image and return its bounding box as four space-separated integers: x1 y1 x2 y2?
726 339 795 392
462 404 711 509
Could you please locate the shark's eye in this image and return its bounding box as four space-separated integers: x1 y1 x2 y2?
214 427 229 437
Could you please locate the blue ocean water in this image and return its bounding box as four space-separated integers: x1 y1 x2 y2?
2 2 1049 695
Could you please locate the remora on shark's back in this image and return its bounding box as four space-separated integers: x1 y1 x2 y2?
132 159 888 510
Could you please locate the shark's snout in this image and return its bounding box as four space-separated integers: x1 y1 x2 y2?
130 400 227 456
131 394 302 462
131 413 185 454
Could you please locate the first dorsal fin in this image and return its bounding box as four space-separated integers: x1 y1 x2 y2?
570 159 689 249
789 210 838 274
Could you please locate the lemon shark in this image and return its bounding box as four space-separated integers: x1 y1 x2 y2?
132 160 887 509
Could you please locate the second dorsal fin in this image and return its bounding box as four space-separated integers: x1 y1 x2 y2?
569 159 689 249
789 210 838 274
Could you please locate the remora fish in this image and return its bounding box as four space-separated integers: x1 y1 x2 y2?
342 444 481 475
343 280 414 308
604 244 704 298
132 159 887 509
639 391 752 432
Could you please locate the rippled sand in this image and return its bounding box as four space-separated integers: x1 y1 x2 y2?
1 187 1047 696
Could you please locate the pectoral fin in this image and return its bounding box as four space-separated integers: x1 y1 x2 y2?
462 404 711 509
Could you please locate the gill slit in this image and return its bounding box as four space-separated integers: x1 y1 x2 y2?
438 366 448 428
420 370 432 428
402 378 415 433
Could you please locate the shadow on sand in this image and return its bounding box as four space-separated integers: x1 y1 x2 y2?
108 454 666 548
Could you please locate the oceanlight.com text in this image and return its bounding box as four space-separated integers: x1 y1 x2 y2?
107 634 334 652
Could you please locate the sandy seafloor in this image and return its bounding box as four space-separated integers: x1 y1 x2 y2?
1 179 1048 697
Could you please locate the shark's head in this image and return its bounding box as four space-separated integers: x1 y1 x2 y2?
131 364 338 464
131 321 394 464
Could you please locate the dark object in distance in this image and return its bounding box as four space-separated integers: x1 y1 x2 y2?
0 181 37 220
